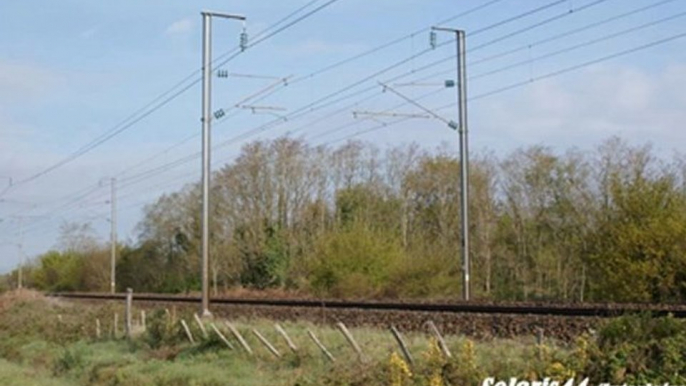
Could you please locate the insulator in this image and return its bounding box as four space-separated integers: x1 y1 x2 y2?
213 109 226 119
430 31 437 49
217 69 229 78
444 79 456 88
240 30 248 52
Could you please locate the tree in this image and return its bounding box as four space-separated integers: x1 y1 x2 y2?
586 140 686 302
57 221 98 254
32 250 82 291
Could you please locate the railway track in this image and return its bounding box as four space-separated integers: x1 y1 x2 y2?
50 292 686 318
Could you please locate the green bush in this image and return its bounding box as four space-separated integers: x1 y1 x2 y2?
307 226 404 297
144 309 185 349
385 253 460 298
584 314 686 384
53 345 86 375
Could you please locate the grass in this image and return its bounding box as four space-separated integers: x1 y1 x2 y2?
6 289 670 386
0 358 74 386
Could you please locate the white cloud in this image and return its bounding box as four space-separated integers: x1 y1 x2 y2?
0 61 63 102
476 64 686 152
0 60 65 166
81 27 98 39
165 18 194 36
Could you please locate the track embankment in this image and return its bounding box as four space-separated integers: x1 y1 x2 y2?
51 292 686 341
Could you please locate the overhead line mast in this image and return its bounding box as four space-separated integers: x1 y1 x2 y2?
200 10 247 318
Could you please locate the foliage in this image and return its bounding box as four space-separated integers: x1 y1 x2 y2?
143 309 179 349
10 136 686 304
388 352 413 386
27 222 110 293
31 251 83 291
308 225 404 297
586 151 686 302
53 345 86 375
584 314 686 384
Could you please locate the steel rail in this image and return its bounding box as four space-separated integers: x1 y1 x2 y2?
49 292 686 318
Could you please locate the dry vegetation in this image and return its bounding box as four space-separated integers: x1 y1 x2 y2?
0 291 684 385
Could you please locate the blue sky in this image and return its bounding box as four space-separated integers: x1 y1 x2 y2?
1 0 686 273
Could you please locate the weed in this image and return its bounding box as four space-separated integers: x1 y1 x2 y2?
585 314 686 384
388 351 413 386
10 294 686 386
53 345 86 375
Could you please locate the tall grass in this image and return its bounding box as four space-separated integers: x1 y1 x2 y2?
1 291 683 385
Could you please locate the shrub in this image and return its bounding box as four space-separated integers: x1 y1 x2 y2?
307 226 404 297
584 314 686 384
144 309 182 349
53 345 86 375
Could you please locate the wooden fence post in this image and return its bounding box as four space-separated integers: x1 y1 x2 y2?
390 326 414 366
225 322 253 355
275 323 298 353
125 288 133 340
252 329 281 358
536 327 545 360
336 322 365 361
307 329 335 362
180 319 195 344
427 320 452 358
193 313 208 339
210 323 234 350
140 310 146 331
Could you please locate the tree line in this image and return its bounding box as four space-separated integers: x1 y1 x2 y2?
7 136 686 303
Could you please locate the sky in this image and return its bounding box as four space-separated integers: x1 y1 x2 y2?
1 0 685 273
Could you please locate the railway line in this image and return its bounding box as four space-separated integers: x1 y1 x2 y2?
48 292 686 340
51 292 686 318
